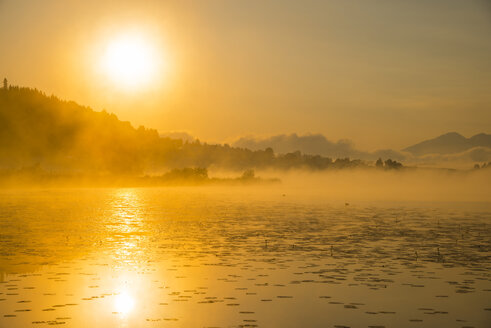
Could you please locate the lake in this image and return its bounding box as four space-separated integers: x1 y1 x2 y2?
0 187 490 327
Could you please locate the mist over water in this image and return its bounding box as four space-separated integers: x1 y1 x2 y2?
264 168 491 203
0 183 489 327
2 94 489 326
1 0 490 326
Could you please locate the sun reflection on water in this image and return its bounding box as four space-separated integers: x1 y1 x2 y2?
105 189 148 266
114 291 135 315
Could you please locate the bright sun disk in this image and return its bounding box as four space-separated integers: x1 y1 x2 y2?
101 34 159 89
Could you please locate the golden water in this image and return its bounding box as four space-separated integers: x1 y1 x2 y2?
0 188 489 327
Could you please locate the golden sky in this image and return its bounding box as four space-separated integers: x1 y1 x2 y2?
0 0 490 150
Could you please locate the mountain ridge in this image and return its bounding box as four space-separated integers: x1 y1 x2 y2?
403 132 491 156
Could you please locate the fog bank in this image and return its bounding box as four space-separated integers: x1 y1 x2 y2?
252 168 491 203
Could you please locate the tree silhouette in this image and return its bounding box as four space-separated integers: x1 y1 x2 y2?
375 158 384 168
384 159 403 169
0 85 384 176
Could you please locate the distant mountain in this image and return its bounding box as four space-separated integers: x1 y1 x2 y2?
403 132 491 156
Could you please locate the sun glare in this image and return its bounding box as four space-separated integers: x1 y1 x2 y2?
101 34 160 89
114 291 135 315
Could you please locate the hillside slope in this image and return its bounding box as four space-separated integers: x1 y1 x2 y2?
0 86 161 173
0 86 368 174
403 132 491 156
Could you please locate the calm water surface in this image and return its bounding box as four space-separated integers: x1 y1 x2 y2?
0 188 490 327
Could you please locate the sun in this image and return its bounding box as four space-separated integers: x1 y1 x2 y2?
100 33 161 89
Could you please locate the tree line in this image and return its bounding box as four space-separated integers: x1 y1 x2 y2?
0 85 403 175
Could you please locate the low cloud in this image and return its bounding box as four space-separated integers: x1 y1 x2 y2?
407 146 491 169
233 133 407 161
232 133 491 168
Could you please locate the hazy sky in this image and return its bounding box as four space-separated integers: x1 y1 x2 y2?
1 0 490 150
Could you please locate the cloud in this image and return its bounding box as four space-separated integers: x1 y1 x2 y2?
233 133 407 161
406 146 491 168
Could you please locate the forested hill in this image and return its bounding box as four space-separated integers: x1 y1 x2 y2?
0 86 163 173
0 85 375 174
